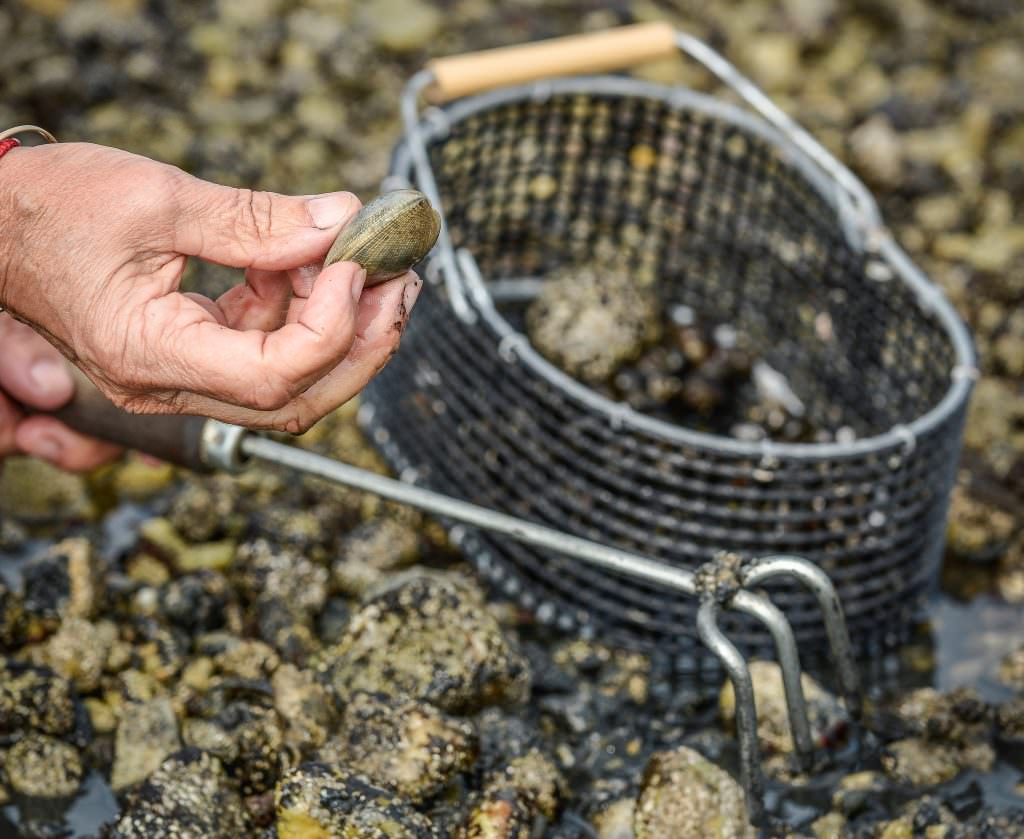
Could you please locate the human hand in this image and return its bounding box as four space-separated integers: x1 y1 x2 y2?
0 314 121 471
0 142 421 437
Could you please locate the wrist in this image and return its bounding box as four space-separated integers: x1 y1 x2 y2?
0 146 41 314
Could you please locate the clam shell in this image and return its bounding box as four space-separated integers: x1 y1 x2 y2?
324 189 441 286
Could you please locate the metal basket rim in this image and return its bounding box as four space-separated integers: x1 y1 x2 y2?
387 75 977 462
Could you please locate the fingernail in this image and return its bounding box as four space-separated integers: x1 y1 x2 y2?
403 278 423 312
351 268 367 303
27 432 62 463
307 193 356 229
29 359 71 399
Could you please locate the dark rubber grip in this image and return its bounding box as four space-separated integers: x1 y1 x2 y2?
38 369 210 471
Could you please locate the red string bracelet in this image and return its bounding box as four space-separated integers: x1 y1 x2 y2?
0 138 19 161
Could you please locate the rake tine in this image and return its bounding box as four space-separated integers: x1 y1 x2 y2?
742 555 863 719
730 589 816 769
696 598 766 827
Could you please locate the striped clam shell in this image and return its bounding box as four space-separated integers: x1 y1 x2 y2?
324 189 441 286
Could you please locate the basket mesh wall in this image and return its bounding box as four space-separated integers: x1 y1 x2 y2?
365 89 969 682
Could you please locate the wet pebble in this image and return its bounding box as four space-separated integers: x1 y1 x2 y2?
633 745 753 839
318 691 477 803
332 516 421 596
109 748 250 838
457 748 565 839
111 698 182 791
321 572 530 714
275 762 438 839
4 733 83 799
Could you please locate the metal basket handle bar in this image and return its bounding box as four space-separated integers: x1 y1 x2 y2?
400 24 883 321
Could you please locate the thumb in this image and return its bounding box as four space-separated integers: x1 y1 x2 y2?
172 175 361 270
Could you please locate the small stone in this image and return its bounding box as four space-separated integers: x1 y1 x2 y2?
318 691 477 803
528 263 662 385
22 537 102 630
332 516 421 596
110 749 249 839
999 646 1024 691
458 749 565 839
832 770 889 817
111 454 177 500
742 33 801 91
591 798 636 839
85 697 118 734
125 555 171 586
5 733 83 798
168 477 241 543
183 703 286 795
321 572 530 713
945 486 1016 562
0 660 78 737
811 811 845 839
720 660 847 762
111 698 182 790
182 657 216 692
633 746 753 839
0 581 26 650
178 540 237 573
0 457 95 522
358 0 441 52
275 762 438 839
140 518 189 564
272 663 336 752
35 617 114 692
881 738 961 786
849 114 903 187
915 194 963 232
214 638 280 681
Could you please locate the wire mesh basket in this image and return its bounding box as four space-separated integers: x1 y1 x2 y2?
362 24 976 682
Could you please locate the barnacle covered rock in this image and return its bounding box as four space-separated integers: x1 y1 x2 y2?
881 738 963 787
168 476 242 543
213 638 281 682
882 686 996 783
21 537 102 632
527 263 661 385
321 572 529 713
111 698 182 790
0 581 26 650
999 645 1024 692
318 691 477 803
233 539 328 659
0 659 79 738
109 748 250 838
159 571 235 634
633 746 754 839
720 660 847 772
892 686 992 743
332 516 421 597
0 457 95 522
457 749 564 839
275 762 438 839
4 733 84 798
30 616 115 693
272 663 336 753
183 703 287 795
875 796 959 839
590 798 637 839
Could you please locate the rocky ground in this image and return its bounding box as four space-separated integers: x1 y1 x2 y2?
1 0 1023 837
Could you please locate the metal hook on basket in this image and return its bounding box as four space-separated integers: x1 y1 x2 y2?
741 556 863 718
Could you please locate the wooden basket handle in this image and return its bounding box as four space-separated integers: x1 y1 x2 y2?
425 22 678 103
